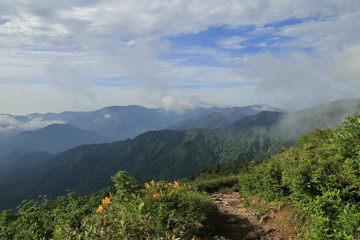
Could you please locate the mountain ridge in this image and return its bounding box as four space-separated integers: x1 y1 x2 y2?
0 123 110 156
0 104 281 141
0 99 358 211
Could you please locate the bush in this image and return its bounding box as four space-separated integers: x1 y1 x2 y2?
0 171 218 239
0 189 111 240
57 176 218 239
194 176 239 193
238 113 360 239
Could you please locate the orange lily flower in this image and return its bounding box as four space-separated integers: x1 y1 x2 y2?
96 205 104 212
101 197 111 206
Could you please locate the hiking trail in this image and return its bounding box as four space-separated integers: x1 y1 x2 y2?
208 192 300 240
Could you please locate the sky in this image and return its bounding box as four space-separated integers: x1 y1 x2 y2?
0 0 359 114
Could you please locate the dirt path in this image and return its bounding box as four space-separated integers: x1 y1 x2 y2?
208 192 299 240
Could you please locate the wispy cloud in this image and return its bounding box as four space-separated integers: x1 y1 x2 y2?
0 115 64 133
217 36 247 50
0 0 359 113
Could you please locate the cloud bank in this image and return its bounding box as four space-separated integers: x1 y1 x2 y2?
0 0 359 113
0 115 64 133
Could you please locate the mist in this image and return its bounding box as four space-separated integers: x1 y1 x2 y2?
241 46 360 111
46 60 96 105
120 41 210 112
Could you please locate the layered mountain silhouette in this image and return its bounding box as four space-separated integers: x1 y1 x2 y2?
0 104 280 141
0 99 358 210
0 124 110 155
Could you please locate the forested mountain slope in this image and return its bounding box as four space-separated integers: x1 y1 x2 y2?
0 99 358 211
1 110 358 239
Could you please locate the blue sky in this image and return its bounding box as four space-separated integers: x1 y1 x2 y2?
0 0 359 114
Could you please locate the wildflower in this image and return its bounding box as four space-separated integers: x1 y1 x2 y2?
150 180 156 185
96 205 104 212
173 181 181 188
152 194 161 199
101 197 111 206
144 182 151 189
166 183 174 188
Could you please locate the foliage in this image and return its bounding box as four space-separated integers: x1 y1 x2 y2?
193 176 239 193
0 188 112 240
0 102 358 239
2 100 357 211
0 172 217 240
239 113 360 239
59 178 217 239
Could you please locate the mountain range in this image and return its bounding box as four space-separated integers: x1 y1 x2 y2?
0 99 358 210
0 104 280 156
0 124 110 155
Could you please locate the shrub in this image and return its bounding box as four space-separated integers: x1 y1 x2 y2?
238 113 360 239
194 177 239 193
58 176 218 239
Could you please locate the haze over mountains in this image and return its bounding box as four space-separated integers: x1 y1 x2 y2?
0 104 280 155
0 124 110 155
0 99 358 210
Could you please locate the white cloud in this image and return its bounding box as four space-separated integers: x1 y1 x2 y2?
278 10 360 54
217 36 247 49
0 114 65 133
45 59 95 102
104 114 111 119
161 96 206 113
0 0 359 113
2 0 357 49
240 44 360 110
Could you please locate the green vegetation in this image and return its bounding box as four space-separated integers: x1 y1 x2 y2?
0 102 358 239
193 176 239 193
0 188 113 240
1 99 358 211
239 113 360 239
0 171 217 239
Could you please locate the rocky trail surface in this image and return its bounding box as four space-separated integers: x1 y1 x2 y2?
209 192 300 240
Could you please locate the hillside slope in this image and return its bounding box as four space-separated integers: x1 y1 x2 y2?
239 111 360 239
1 111 358 239
169 105 283 130
0 99 358 211
0 124 110 155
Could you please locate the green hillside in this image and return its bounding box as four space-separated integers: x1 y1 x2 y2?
0 113 289 211
0 99 358 211
239 111 360 239
0 110 358 239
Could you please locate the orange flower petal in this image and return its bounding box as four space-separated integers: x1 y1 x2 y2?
96 205 104 212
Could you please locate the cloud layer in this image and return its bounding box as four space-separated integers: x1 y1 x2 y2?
0 114 64 133
0 0 359 113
